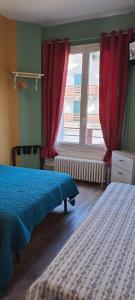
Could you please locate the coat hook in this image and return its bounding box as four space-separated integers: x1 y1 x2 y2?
13 75 17 89
35 78 38 91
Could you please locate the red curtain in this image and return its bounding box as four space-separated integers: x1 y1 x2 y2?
99 29 133 165
41 39 70 158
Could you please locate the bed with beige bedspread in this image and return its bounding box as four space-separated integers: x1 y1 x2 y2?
27 182 135 300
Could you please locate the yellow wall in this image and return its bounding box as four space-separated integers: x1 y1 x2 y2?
0 16 19 165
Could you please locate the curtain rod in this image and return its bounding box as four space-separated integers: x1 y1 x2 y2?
45 36 99 43
44 30 135 44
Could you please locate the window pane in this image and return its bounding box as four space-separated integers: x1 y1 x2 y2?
63 53 82 143
86 51 104 145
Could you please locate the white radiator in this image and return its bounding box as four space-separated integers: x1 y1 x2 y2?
54 156 105 185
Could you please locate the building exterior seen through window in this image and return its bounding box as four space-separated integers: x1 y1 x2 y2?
57 44 104 147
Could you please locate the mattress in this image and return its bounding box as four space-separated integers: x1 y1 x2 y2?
27 182 135 300
0 165 79 297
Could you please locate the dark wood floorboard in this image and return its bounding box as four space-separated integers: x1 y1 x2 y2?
2 182 103 300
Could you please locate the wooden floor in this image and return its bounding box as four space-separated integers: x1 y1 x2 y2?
3 182 103 300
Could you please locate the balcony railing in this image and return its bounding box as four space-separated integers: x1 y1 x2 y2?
63 127 104 144
65 84 99 97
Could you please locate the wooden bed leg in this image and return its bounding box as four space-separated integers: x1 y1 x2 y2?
64 199 68 214
15 251 20 263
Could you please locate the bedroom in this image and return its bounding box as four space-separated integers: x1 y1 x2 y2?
0 0 135 299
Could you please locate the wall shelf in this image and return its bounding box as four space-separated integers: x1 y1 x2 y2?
11 71 44 91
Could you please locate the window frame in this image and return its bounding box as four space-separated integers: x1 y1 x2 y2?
56 43 106 153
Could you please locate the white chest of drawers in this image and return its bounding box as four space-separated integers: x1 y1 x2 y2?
111 151 135 184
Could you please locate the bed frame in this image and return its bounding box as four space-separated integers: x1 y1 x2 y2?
11 145 44 170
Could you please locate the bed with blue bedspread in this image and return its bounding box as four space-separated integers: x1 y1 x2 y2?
0 165 79 297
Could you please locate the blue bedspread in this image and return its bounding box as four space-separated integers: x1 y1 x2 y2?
0 165 79 297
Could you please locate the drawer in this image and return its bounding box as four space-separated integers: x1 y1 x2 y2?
112 152 133 172
111 165 132 184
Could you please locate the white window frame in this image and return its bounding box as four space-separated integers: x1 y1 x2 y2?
56 43 106 154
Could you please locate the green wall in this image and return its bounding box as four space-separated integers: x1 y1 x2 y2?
42 12 135 151
42 12 135 44
121 66 135 150
16 22 41 167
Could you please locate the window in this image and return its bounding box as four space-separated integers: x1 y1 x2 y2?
57 44 104 148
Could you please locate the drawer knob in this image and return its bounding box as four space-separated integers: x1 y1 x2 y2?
119 159 123 162
118 171 123 175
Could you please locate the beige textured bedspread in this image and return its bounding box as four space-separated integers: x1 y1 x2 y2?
27 182 135 300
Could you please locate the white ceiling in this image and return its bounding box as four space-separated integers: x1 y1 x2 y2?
0 0 135 26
